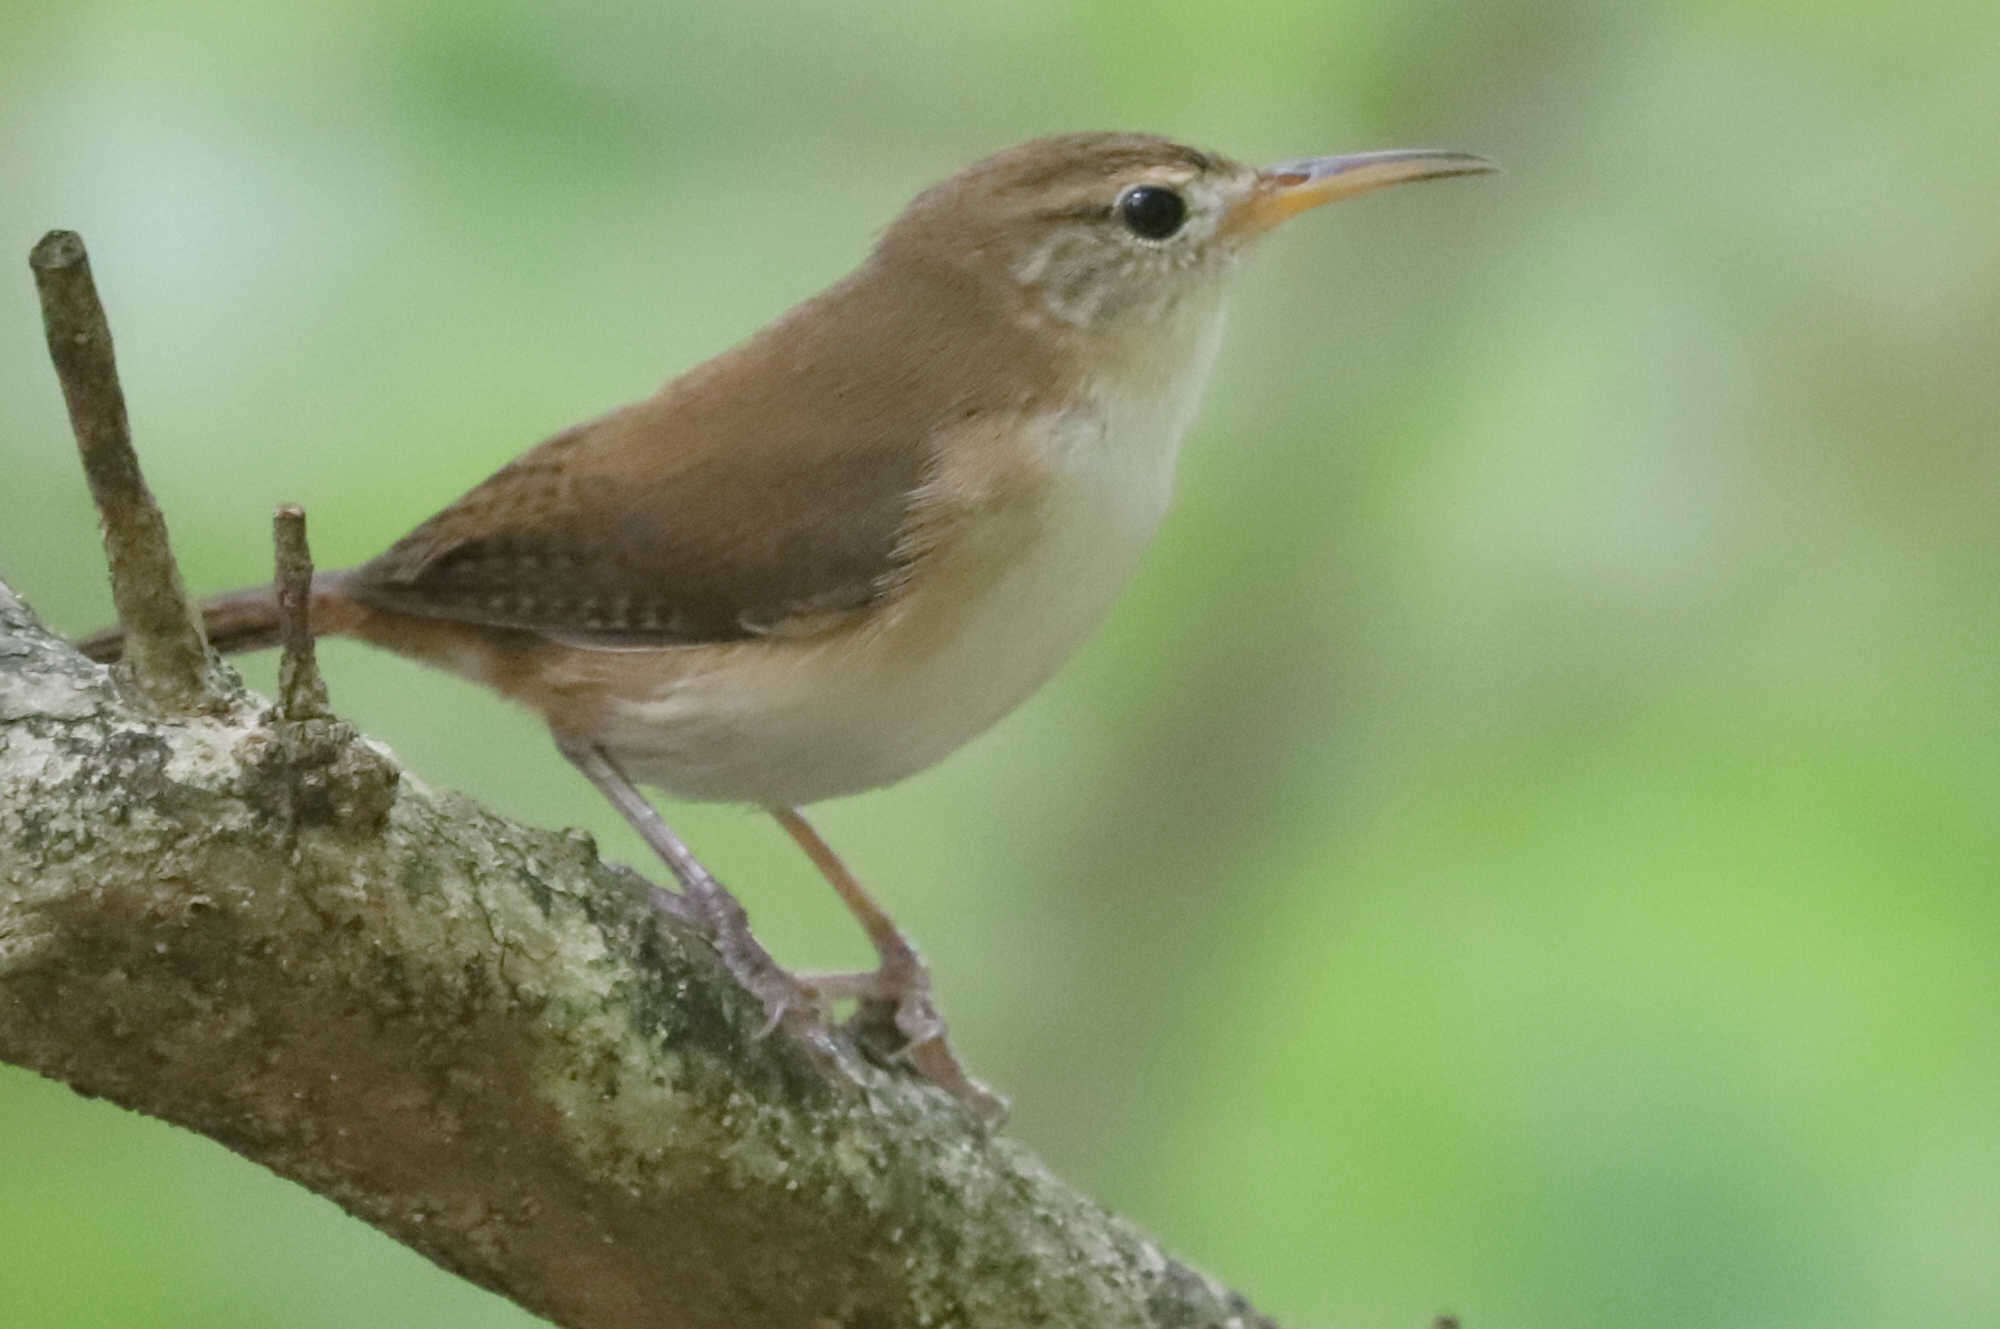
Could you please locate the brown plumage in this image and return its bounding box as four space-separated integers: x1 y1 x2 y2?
348 239 1083 647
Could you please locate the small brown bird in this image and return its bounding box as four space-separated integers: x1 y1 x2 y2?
82 133 1491 1111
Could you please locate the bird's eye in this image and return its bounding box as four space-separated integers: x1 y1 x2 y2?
1116 185 1188 241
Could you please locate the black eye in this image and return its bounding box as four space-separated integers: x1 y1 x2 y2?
1116 185 1187 241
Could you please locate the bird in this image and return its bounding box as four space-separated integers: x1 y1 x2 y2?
80 132 1493 1114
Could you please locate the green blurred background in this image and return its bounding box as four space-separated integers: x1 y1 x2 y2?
4 1 1996 1325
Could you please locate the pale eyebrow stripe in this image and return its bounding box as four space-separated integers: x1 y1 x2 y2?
1038 202 1116 224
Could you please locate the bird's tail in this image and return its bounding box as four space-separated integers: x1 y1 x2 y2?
76 576 362 663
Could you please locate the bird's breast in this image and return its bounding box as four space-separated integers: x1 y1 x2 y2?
591 299 1229 805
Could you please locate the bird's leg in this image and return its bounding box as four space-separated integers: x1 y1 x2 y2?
770 806 1006 1121
555 738 812 1037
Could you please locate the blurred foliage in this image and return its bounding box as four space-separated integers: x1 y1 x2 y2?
3 1 1996 1326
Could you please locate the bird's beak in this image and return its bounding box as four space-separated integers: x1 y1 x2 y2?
1225 149 1497 237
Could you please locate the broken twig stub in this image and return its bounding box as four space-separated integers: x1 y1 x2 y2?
273 504 330 720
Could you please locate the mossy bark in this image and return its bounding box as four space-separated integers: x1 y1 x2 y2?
0 581 1280 1329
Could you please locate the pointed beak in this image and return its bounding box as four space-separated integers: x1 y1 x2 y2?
1225 149 1497 238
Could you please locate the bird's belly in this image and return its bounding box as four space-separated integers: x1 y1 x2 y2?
597 485 1162 806
584 300 1222 807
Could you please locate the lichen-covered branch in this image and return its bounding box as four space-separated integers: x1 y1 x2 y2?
0 580 1282 1329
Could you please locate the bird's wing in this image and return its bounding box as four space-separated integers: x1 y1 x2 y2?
347 249 1078 648
346 390 924 647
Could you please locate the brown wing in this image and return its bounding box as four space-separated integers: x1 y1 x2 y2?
346 291 933 643
348 397 920 645
347 249 1077 647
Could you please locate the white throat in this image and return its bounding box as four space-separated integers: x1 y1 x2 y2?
1049 283 1231 521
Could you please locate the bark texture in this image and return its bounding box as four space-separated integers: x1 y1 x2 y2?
0 580 1281 1329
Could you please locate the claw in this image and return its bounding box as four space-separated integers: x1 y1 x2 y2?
892 994 946 1051
907 1035 1009 1125
647 884 700 927
692 885 825 1044
804 957 1006 1123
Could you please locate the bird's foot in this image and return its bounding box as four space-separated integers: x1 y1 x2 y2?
556 742 836 1054
769 807 1007 1121
802 948 1008 1124
651 883 825 1046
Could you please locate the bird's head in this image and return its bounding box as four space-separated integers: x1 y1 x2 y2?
878 132 1494 334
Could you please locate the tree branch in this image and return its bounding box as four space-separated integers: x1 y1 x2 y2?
4 233 1289 1329
0 584 1280 1328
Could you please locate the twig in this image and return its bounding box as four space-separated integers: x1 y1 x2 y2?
28 229 217 714
273 504 330 720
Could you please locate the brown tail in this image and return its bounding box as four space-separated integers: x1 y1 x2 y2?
77 575 362 663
